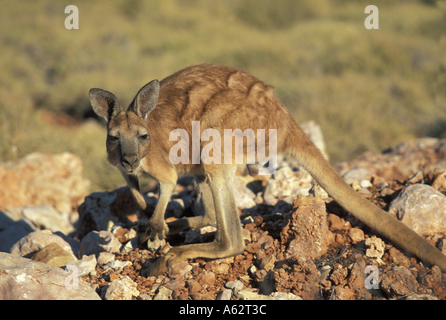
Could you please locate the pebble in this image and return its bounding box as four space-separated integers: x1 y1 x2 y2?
217 289 232 300
225 280 244 291
348 228 364 244
103 276 139 300
388 184 446 235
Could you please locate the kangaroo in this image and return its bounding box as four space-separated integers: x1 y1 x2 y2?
89 63 446 276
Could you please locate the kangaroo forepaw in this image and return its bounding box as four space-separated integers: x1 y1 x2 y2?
145 220 169 242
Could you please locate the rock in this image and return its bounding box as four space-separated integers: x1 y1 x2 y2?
387 247 410 268
97 252 115 266
342 168 372 185
167 198 185 218
327 214 345 232
264 169 313 205
234 178 256 209
65 254 97 277
309 184 329 200
10 230 78 259
235 288 302 300
164 279 185 291
258 255 276 271
31 243 77 267
346 255 371 300
336 138 446 182
197 271 216 285
19 205 74 235
146 237 167 252
184 226 217 244
388 184 446 235
404 294 439 300
217 289 232 300
380 266 419 298
300 120 329 161
270 292 302 300
225 280 244 291
103 259 131 272
103 276 139 300
77 230 121 258
167 261 193 279
0 209 36 253
76 191 119 239
76 187 144 239
348 228 364 244
0 153 90 213
273 256 321 300
432 173 446 191
365 236 385 260
186 280 202 294
0 252 100 300
407 171 424 184
281 195 330 260
14 205 74 234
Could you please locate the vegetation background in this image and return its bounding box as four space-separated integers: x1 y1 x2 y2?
1 0 445 192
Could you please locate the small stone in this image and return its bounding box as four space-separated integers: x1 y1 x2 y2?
104 276 139 300
270 292 302 300
103 259 131 272
0 252 100 300
164 279 185 291
380 266 418 297
342 168 372 184
158 286 173 297
217 289 232 300
335 233 344 244
186 280 202 294
197 271 216 285
432 174 446 191
388 184 446 235
146 237 166 252
211 263 230 274
153 293 169 300
365 236 385 259
407 171 423 184
327 214 345 232
348 228 364 244
225 280 244 291
258 255 276 271
10 230 78 259
97 252 115 266
168 261 192 279
404 294 439 300
78 230 121 258
65 254 97 276
31 243 77 267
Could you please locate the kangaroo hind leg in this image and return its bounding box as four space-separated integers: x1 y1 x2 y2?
145 166 245 276
167 174 217 235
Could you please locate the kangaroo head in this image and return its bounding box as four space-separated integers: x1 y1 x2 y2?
89 80 159 173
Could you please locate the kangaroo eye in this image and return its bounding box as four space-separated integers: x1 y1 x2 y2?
107 135 119 142
139 134 149 141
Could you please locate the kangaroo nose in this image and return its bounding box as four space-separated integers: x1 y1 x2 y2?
121 155 140 171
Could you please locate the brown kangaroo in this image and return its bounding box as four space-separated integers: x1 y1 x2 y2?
89 63 446 276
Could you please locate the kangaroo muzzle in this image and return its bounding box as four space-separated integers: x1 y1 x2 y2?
121 154 140 172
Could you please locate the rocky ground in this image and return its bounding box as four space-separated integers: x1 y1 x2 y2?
1 127 446 300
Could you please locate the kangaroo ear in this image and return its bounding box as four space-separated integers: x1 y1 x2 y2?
89 88 123 122
133 79 159 120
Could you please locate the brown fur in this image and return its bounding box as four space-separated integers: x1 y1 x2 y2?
90 64 446 276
